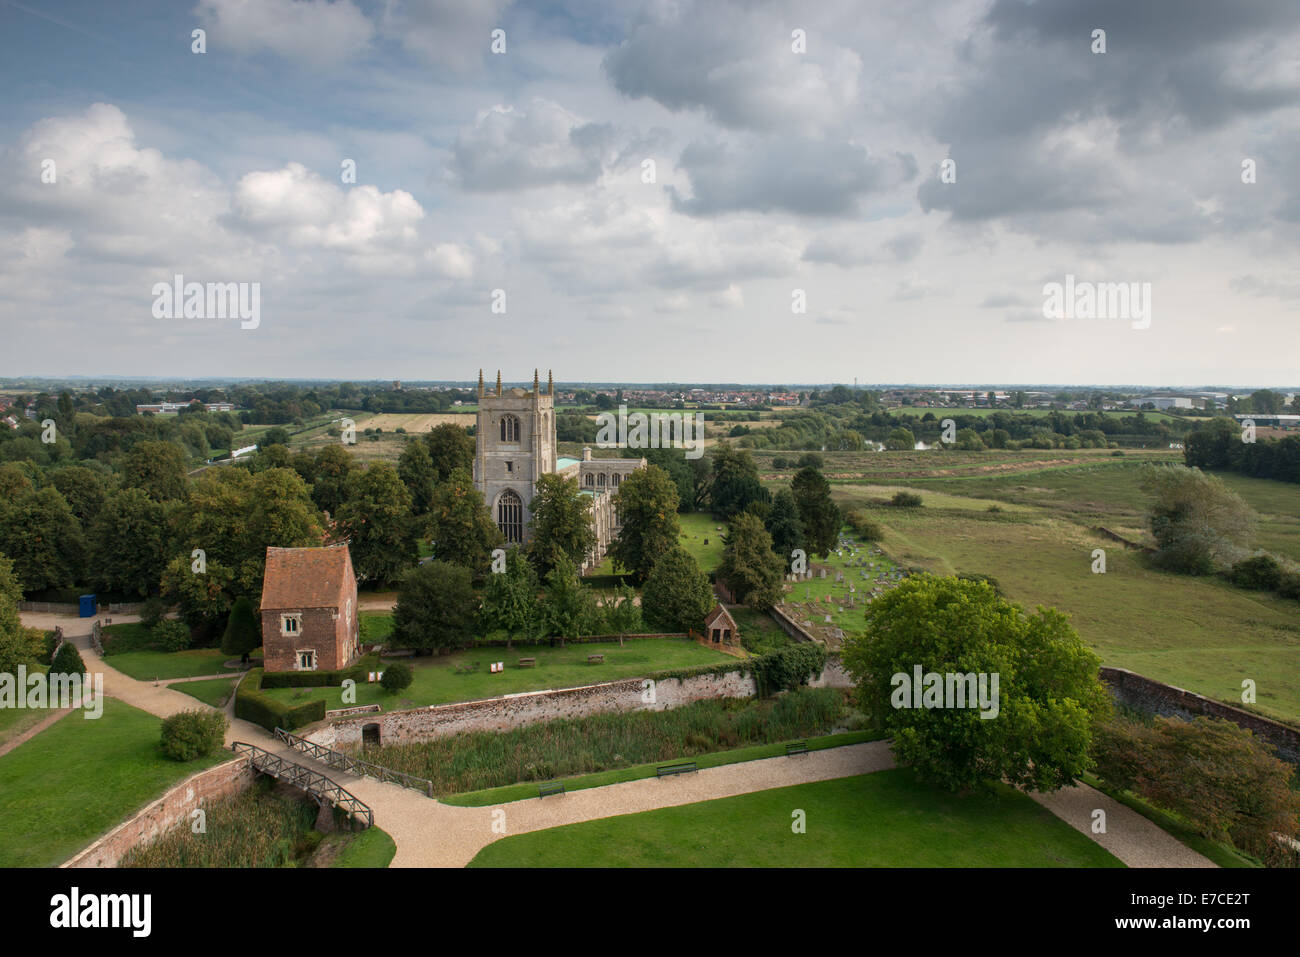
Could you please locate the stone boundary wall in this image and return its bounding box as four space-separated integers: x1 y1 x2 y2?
64 757 256 868
769 605 819 644
309 660 853 749
1101 666 1300 764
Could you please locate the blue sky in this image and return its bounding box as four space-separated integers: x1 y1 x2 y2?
2 0 1298 386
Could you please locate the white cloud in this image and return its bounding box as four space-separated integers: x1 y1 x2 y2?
195 0 374 63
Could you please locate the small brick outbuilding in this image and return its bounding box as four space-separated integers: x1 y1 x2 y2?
703 604 739 646
261 544 359 673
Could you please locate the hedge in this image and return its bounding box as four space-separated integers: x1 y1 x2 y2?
258 653 381 689
234 669 327 732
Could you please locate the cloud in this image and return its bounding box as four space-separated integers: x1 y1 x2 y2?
378 0 514 72
450 100 614 191
195 0 374 63
802 229 922 267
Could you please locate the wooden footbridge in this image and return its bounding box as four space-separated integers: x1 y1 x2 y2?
274 727 435 797
231 742 373 828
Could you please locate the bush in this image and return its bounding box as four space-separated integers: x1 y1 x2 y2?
258 653 380 689
139 597 166 629
152 619 191 652
49 641 85 680
1277 572 1300 602
160 709 229 761
1227 555 1284 591
956 572 1003 596
380 661 413 693
752 644 828 696
797 452 824 470
771 456 789 470
844 509 883 541
220 596 260 657
890 491 923 508
234 669 328 731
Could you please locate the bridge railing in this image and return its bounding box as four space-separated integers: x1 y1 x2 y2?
231 742 373 828
274 727 434 798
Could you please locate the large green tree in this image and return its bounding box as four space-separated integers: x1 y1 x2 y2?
220 596 261 657
336 463 418 587
480 547 542 645
608 465 681 583
540 555 600 639
790 466 840 557
764 488 804 567
1140 464 1255 574
716 512 785 609
88 488 171 598
391 560 477 653
842 574 1110 793
310 444 356 516
641 546 714 633
425 423 475 482
122 440 190 502
0 487 85 592
397 439 439 516
708 445 769 518
527 473 596 577
0 555 44 675
425 468 502 579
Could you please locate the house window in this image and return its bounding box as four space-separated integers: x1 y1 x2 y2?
281 614 301 636
500 414 520 443
497 488 524 543
297 650 317 671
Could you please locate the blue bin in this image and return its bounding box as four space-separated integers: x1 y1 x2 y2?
79 594 96 618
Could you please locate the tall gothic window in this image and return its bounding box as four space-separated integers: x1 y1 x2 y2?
500 414 521 442
497 488 524 543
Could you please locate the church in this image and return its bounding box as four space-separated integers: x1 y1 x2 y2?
473 370 645 571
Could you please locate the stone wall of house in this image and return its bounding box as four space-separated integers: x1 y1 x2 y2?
309 659 853 749
1101 666 1300 764
263 606 352 673
64 758 256 868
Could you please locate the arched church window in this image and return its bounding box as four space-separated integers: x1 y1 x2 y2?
585 474 594 487
611 473 621 487
597 473 606 487
497 489 524 543
500 414 520 442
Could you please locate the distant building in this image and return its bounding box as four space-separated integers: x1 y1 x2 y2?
136 401 234 414
703 605 739 646
260 544 359 673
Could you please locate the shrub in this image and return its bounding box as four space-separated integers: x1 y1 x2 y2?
890 491 923 508
771 456 789 470
152 619 191 652
1277 572 1300 602
48 641 85 680
752 643 828 696
139 597 166 629
258 653 380 689
380 661 413 693
797 452 824 470
160 709 229 761
956 572 1003 596
845 509 883 541
220 596 260 657
1227 555 1284 591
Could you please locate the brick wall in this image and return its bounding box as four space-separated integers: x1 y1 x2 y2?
263 606 356 673
1101 666 1300 764
64 758 256 868
308 660 853 749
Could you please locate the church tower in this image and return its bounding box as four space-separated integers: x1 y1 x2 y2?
473 370 557 545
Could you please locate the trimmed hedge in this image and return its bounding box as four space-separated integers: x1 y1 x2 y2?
234 669 327 732
258 653 381 689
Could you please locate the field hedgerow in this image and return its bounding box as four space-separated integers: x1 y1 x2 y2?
364 686 849 794
121 781 320 868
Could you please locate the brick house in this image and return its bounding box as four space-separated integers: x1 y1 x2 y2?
703 604 739 646
260 544 359 673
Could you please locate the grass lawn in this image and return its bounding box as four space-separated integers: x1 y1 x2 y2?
172 676 239 708
443 730 881 806
0 662 53 748
258 636 736 712
107 647 242 681
0 698 230 867
587 511 727 577
328 826 396 868
468 768 1124 867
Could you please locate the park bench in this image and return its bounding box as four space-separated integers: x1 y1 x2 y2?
518 657 536 667
587 654 604 664
785 740 809 756
656 761 698 778
538 780 565 798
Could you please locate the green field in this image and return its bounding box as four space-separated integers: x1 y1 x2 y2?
0 698 230 867
107 647 242 681
259 635 735 712
468 768 1124 868
173 676 239 707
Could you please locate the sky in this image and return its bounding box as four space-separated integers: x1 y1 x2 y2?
1 0 1298 387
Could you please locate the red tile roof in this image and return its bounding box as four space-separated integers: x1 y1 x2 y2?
704 604 737 631
261 545 354 609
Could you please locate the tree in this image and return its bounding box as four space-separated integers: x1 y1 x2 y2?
220 596 260 657
841 574 1110 793
391 560 477 653
380 661 413 694
0 555 44 675
527 474 596 577
424 423 475 482
480 547 542 646
88 488 170 598
49 640 86 682
539 555 600 639
310 444 356 516
608 466 682 583
764 489 804 566
424 468 502 579
161 552 235 631
708 446 769 518
50 466 109 526
1140 464 1255 574
122 440 189 501
0 487 85 592
641 547 713 633
885 427 916 451
336 463 417 587
397 439 438 516
597 583 642 634
716 512 785 609
790 467 840 557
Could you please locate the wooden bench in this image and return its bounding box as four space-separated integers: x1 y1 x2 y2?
538 780 565 798
656 761 697 778
587 654 604 664
518 657 536 668
785 740 809 756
